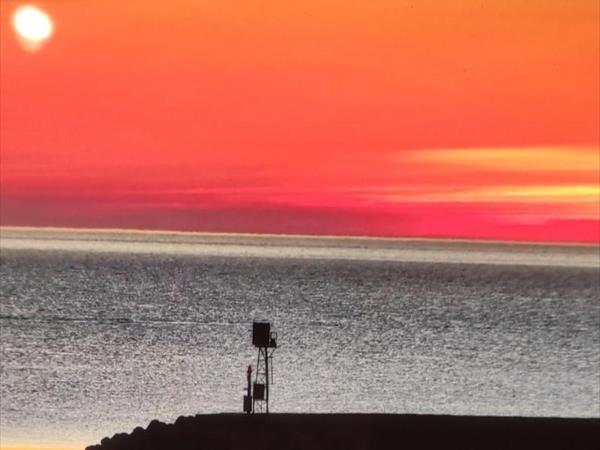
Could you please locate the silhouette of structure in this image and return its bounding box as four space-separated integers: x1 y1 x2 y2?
243 365 253 414
86 414 600 450
243 321 277 414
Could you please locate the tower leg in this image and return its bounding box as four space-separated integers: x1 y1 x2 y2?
265 348 269 414
253 349 261 414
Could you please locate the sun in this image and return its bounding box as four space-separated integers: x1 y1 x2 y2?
12 5 54 51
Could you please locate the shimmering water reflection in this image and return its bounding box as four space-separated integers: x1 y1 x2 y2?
1 236 598 447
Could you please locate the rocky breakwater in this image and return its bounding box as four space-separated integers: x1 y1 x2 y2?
86 413 600 450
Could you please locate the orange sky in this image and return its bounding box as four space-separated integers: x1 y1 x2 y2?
1 0 598 242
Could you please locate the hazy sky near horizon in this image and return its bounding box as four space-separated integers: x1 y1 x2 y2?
1 0 598 242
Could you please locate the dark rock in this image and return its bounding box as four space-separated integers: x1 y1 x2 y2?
147 419 167 432
86 414 600 450
110 432 129 447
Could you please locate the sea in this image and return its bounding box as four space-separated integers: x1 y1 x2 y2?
1 229 599 448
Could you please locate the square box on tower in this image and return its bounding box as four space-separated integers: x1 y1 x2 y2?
252 322 271 348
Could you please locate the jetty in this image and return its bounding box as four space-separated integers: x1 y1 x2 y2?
85 413 599 450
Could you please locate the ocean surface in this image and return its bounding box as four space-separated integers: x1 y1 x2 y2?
1 230 599 447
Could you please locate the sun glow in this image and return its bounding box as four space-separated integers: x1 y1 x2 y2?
12 5 54 51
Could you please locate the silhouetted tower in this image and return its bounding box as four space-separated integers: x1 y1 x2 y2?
251 321 277 413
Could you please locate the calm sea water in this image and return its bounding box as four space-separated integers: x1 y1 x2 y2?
1 233 599 447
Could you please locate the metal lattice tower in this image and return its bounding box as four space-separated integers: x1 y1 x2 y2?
243 321 277 414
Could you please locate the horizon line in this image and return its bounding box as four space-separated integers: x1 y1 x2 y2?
1 225 597 248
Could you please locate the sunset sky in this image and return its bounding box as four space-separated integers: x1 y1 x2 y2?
1 0 598 242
